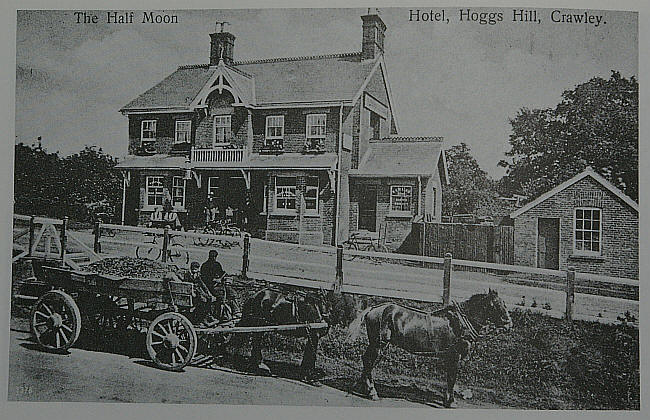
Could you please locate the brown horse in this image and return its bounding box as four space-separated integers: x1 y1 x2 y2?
239 287 332 382
346 289 512 407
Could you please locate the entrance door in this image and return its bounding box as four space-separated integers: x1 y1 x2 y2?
537 218 559 269
358 186 377 232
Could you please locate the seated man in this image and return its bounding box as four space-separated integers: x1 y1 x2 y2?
184 261 218 327
200 250 241 323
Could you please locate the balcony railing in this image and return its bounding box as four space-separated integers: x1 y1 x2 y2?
191 147 248 166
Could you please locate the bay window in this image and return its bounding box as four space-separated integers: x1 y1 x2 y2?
304 176 319 215
275 176 296 211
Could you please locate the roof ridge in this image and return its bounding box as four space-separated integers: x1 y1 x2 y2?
233 51 362 65
178 64 210 69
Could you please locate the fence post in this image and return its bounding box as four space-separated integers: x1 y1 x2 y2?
60 216 68 264
93 221 101 254
242 234 250 278
28 215 36 256
335 245 344 292
565 268 575 323
443 252 452 306
161 226 169 263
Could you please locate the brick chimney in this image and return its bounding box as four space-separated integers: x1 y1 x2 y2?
210 24 235 66
361 11 386 60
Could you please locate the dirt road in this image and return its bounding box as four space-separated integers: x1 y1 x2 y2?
8 317 427 406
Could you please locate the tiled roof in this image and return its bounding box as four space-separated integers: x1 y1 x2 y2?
353 138 444 177
115 154 188 169
121 66 215 111
121 52 374 110
236 53 371 104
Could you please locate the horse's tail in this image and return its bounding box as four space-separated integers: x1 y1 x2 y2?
345 306 373 342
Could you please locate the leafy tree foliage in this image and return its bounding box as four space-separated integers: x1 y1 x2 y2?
14 143 121 221
443 143 503 216
499 71 638 201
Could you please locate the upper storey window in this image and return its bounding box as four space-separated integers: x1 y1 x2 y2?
175 121 191 144
265 115 284 151
306 114 326 138
214 115 232 145
141 120 157 146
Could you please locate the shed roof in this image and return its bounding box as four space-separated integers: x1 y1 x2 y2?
351 137 447 180
510 167 638 218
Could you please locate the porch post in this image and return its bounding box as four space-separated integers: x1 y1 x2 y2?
121 173 127 225
417 175 422 217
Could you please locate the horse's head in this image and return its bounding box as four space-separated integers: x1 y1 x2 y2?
471 289 512 331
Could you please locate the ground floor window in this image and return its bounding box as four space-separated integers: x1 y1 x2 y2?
275 176 297 211
304 176 319 214
574 207 602 255
390 185 412 214
172 176 185 209
146 176 164 207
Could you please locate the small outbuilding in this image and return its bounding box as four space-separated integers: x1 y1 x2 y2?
510 167 638 279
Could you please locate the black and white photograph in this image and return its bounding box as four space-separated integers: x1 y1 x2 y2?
3 1 643 413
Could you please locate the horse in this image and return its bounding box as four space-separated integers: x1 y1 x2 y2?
238 286 333 383
346 289 513 407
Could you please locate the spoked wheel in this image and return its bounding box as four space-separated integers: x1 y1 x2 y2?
136 243 162 260
31 290 82 353
146 312 197 371
167 242 189 266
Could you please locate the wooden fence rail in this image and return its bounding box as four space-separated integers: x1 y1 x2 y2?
12 214 638 325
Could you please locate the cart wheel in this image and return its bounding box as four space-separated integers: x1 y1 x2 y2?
31 290 81 353
146 312 197 371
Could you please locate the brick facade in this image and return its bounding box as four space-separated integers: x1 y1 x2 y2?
513 176 638 279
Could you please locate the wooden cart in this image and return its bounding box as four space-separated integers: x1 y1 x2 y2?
21 257 327 372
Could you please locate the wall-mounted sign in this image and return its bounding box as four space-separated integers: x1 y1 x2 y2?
364 93 388 119
343 133 353 151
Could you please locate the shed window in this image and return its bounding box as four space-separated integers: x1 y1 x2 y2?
574 208 602 255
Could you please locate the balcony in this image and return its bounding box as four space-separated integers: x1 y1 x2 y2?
191 147 249 167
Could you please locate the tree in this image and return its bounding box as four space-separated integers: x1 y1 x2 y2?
13 143 121 221
443 143 501 216
499 71 638 201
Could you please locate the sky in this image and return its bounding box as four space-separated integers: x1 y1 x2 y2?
15 7 638 178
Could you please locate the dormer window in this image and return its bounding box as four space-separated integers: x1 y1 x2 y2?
141 120 157 146
214 115 232 145
175 120 191 143
306 114 326 138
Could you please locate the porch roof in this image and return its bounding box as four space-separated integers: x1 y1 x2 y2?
114 154 188 170
351 138 446 179
248 153 337 170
